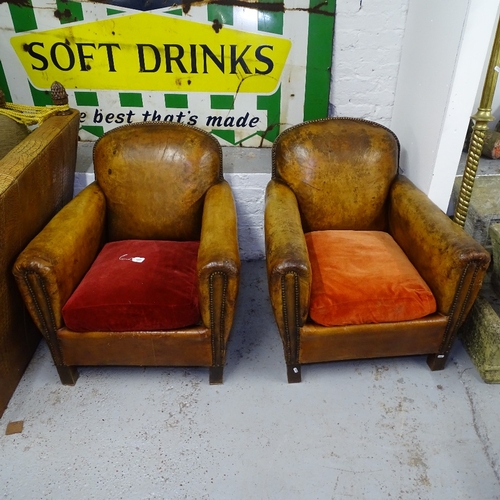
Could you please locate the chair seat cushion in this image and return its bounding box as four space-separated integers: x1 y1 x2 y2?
62 240 200 332
305 230 437 326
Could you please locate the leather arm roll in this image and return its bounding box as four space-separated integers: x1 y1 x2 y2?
265 180 311 334
388 175 490 315
197 180 240 340
12 183 106 334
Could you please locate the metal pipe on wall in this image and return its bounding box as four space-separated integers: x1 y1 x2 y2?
454 15 500 227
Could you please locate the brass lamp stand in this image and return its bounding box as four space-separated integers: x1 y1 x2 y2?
454 16 500 227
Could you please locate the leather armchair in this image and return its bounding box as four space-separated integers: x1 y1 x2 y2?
0 86 78 416
13 122 240 385
265 118 490 383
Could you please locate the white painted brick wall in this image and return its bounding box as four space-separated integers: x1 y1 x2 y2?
75 0 410 260
226 173 269 261
330 0 409 127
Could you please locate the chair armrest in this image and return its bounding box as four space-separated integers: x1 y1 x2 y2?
13 183 106 334
197 181 240 338
388 175 490 316
265 180 311 328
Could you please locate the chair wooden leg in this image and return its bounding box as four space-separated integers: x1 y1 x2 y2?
427 353 448 371
287 364 302 383
56 365 79 385
209 366 224 385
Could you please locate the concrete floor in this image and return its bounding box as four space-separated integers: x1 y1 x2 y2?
1 261 500 499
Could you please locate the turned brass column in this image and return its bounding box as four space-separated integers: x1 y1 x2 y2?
454 16 500 227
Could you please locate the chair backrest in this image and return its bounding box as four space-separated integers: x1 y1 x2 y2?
94 122 223 241
272 118 400 232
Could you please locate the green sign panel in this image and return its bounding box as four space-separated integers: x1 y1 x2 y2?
0 0 335 146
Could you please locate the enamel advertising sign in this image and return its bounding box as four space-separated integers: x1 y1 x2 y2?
0 0 335 146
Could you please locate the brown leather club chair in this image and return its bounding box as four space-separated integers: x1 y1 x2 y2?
13 122 240 385
265 117 490 383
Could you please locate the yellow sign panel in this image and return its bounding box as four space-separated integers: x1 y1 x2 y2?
11 12 291 93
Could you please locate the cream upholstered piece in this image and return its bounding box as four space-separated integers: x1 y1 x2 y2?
0 115 29 160
1 102 79 416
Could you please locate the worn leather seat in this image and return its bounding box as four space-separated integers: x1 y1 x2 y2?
13 122 240 385
265 117 490 382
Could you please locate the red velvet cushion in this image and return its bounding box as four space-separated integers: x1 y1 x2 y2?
62 240 200 332
305 230 436 326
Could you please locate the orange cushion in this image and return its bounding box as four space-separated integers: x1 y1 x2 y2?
305 230 436 326
62 240 200 332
